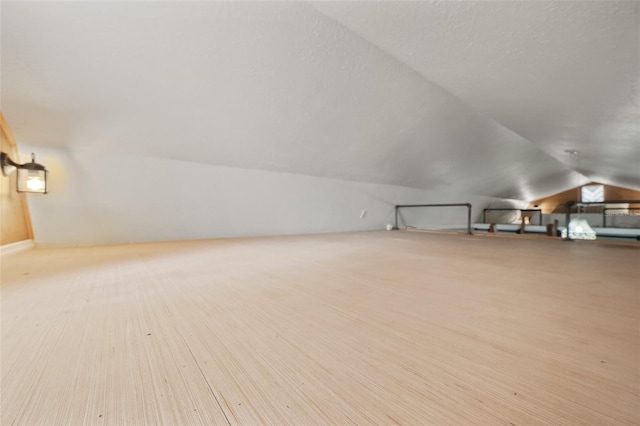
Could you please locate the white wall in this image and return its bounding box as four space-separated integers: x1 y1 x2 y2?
23 146 526 246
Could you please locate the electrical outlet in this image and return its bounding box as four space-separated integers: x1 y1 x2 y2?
360 209 368 219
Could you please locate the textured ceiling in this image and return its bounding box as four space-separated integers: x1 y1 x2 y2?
2 1 636 201
313 0 640 190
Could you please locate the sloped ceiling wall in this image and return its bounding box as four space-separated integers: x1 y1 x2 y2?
312 0 640 190
2 1 636 202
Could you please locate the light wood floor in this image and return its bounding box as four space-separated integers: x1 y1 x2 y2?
1 231 639 425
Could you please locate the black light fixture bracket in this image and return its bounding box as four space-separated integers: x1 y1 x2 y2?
1 152 19 175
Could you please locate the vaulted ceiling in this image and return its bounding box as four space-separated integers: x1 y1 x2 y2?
2 1 638 201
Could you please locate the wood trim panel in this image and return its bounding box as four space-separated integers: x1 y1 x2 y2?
0 112 34 243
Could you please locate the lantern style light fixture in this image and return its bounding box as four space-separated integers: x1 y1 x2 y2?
1 152 48 194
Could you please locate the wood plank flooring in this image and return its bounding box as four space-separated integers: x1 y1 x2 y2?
1 231 639 425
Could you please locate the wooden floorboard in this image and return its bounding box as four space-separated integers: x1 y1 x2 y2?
1 231 639 425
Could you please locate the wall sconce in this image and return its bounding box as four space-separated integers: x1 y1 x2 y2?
1 152 48 194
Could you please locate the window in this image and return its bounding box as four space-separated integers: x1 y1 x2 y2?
581 185 604 203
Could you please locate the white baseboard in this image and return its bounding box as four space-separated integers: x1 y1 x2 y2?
0 239 35 257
